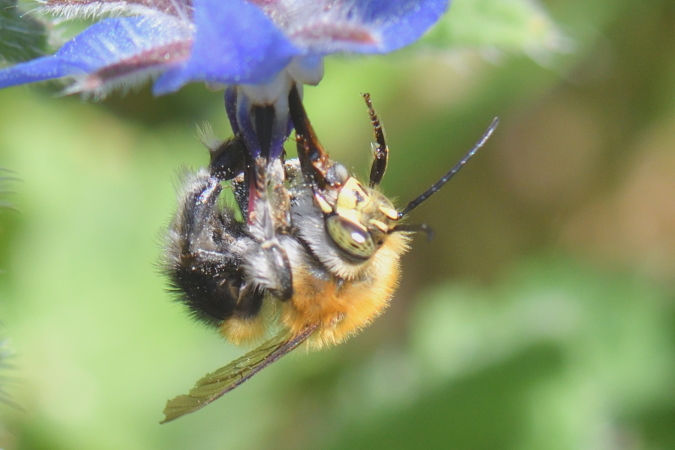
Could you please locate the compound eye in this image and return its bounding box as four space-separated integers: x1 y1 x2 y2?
326 215 376 260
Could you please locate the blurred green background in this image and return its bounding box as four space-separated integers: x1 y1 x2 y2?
0 0 674 449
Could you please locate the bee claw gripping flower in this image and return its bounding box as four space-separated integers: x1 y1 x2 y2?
0 0 448 156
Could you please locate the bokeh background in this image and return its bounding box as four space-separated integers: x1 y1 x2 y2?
0 0 674 449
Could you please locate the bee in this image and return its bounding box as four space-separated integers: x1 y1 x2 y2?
161 84 498 423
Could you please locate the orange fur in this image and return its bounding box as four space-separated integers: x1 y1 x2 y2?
218 234 410 348
282 233 410 349
219 311 268 346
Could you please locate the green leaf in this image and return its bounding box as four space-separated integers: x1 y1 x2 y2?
0 0 48 64
420 0 570 57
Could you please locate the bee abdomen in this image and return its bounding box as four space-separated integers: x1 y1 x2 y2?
168 261 240 328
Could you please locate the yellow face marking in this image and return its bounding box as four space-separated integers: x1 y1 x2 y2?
314 192 333 214
369 219 389 233
335 207 365 229
325 175 399 259
379 205 399 220
336 177 371 212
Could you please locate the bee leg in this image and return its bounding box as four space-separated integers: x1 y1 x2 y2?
166 171 249 327
267 157 292 233
261 240 294 300
288 84 332 187
205 130 253 219
242 159 294 302
230 174 249 220
361 93 388 188
233 281 265 318
243 223 294 302
209 134 247 182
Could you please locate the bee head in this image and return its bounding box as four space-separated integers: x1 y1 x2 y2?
311 171 397 261
288 84 498 277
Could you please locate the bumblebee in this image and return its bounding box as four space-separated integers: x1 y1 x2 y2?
161 85 498 422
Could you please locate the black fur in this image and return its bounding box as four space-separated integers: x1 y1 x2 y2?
165 170 265 327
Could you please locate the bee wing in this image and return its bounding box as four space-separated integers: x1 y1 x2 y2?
161 324 318 423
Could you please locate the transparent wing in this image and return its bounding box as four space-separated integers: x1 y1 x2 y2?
161 324 318 423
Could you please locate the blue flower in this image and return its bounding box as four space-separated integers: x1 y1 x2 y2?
0 0 449 156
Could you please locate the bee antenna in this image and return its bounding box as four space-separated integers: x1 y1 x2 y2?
390 223 434 241
398 117 499 218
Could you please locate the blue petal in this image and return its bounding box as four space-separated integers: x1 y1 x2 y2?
0 56 74 89
154 0 300 95
0 16 190 91
365 0 451 53
292 0 450 55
